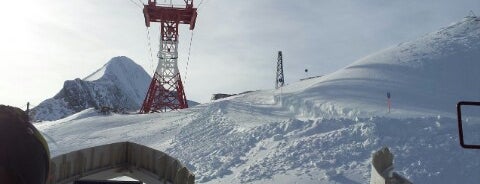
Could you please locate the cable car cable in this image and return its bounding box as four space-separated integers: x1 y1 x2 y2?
183 30 194 85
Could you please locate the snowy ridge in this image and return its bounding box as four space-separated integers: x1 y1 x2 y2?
279 17 480 119
36 17 480 183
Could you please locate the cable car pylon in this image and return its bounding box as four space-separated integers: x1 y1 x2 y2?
140 0 197 113
276 51 285 89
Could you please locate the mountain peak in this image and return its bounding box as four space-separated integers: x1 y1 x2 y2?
84 56 142 82
31 56 151 121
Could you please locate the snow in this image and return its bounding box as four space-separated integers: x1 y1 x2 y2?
278 17 480 120
35 17 480 183
84 64 106 81
31 98 75 121
84 56 151 106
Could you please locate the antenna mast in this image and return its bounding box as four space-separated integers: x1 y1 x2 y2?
276 51 285 89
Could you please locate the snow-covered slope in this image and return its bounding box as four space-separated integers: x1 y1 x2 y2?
36 17 480 184
279 16 480 119
31 56 151 121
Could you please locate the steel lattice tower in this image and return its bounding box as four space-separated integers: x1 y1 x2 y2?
276 51 285 89
140 0 197 113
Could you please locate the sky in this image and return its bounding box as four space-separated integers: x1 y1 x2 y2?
0 0 479 109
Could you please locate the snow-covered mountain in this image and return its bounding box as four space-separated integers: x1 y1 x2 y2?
36 17 480 184
31 56 201 121
31 56 150 121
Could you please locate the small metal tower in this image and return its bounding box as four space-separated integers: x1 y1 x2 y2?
140 0 197 113
276 51 285 89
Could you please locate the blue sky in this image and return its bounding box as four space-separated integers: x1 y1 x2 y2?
0 0 479 108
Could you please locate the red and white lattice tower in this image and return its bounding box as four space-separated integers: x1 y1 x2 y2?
140 0 197 113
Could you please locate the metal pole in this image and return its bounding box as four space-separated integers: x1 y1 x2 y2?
26 102 30 121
